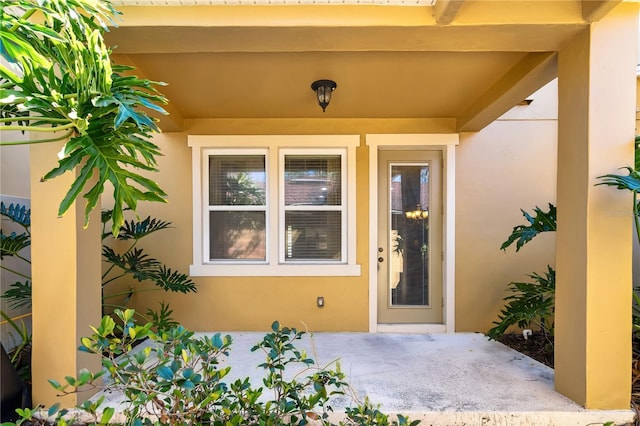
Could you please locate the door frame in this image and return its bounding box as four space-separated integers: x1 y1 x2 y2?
366 134 459 333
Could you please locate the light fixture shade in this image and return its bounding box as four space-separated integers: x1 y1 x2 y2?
311 79 337 112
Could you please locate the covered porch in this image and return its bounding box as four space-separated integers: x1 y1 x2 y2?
24 0 639 412
83 332 634 425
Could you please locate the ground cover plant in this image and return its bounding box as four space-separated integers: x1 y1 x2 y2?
3 310 420 426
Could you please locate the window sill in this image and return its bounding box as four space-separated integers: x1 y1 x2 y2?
189 263 361 277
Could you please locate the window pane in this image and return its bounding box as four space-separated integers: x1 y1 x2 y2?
209 156 266 206
210 211 266 260
284 211 341 260
284 155 341 206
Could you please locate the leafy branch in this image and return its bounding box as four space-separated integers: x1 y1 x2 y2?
1 0 169 235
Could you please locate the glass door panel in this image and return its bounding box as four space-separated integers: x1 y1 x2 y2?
377 151 442 324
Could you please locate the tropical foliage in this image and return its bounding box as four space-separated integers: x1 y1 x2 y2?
0 202 31 310
101 208 196 318
486 266 555 342
499 204 556 253
1 0 168 235
1 202 196 314
1 201 196 383
488 204 556 342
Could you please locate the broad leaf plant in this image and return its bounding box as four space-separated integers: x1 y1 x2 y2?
488 204 556 343
1 0 168 235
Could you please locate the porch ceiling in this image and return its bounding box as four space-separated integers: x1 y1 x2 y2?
105 0 620 132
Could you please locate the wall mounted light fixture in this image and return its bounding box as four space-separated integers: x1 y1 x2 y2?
311 79 337 112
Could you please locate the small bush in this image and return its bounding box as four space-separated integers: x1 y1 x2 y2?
8 311 419 426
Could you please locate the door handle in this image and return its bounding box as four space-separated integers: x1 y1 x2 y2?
378 257 384 263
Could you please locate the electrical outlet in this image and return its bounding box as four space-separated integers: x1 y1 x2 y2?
317 296 324 307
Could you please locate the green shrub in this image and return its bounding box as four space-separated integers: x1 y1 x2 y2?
8 311 419 426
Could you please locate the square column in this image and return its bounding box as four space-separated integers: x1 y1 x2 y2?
30 140 102 406
555 4 637 408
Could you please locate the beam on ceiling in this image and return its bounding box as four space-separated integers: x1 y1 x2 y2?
112 3 582 27
433 0 465 25
581 0 622 22
456 52 557 132
105 25 586 54
106 3 593 54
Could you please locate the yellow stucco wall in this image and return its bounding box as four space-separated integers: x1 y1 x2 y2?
118 82 559 333
123 118 453 332
456 81 558 332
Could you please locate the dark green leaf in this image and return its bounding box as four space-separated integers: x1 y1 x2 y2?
118 216 172 240
148 266 197 293
0 231 30 259
596 167 640 192
1 281 32 309
500 204 556 252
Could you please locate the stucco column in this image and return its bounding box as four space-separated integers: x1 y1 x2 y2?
555 4 637 409
30 140 101 406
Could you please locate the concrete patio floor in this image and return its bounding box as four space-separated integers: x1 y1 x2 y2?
92 332 634 426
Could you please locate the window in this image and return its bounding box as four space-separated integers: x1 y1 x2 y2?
189 135 360 276
281 151 345 263
207 152 267 261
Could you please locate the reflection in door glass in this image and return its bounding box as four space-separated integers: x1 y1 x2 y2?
389 164 430 306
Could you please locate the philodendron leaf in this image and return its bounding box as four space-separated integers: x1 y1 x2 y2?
500 204 556 252
597 167 640 192
4 0 168 236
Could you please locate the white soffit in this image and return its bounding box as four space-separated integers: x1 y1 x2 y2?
114 0 435 5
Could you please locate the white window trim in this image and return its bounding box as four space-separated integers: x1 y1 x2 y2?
366 133 458 333
188 135 361 277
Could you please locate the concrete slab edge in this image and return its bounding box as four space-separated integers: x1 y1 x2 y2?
327 410 636 426
40 408 635 426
